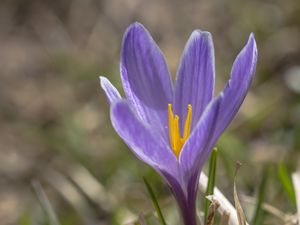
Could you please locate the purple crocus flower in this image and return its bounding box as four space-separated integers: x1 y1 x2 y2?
100 22 257 225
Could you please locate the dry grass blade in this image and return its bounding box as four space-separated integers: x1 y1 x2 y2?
241 195 291 223
234 162 247 225
200 173 249 225
234 183 246 225
206 198 220 225
137 213 147 225
292 171 300 225
220 211 230 225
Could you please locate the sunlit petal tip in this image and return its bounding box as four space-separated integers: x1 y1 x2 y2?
132 21 146 30
189 30 215 62
229 33 258 90
249 32 256 44
191 30 212 41
123 22 146 39
122 22 153 49
187 30 214 53
243 33 258 72
99 76 121 104
174 29 215 129
251 33 258 65
239 32 257 55
249 33 257 51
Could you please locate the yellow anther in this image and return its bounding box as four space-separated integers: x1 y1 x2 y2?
183 104 192 141
174 115 180 156
168 104 175 151
168 104 193 159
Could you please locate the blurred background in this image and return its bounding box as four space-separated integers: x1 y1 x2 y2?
1 0 300 224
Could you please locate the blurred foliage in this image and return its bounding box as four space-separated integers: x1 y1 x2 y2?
1 0 300 224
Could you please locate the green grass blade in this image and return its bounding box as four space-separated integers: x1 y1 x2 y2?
204 148 218 222
251 167 268 225
31 180 61 225
143 177 167 225
278 163 296 208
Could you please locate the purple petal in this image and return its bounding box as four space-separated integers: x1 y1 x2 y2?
110 100 177 174
120 22 173 141
99 76 121 104
174 30 215 132
179 33 257 179
179 96 223 177
213 33 257 140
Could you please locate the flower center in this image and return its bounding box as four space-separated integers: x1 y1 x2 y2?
168 104 192 159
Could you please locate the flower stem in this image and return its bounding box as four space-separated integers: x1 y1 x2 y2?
180 201 198 225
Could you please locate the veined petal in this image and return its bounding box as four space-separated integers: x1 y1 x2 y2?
99 76 121 104
110 100 177 174
120 22 173 141
174 30 215 132
179 96 223 177
212 33 257 140
179 34 257 178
